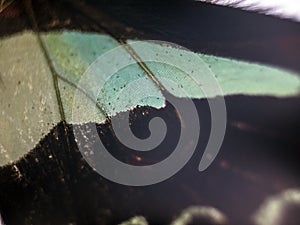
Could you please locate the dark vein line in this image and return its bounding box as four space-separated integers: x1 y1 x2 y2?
0 72 5 91
22 0 72 166
26 0 167 125
23 0 75 178
23 2 78 219
23 0 111 125
120 41 168 94
120 40 167 92
64 0 168 95
24 0 111 124
23 0 66 122
57 74 110 122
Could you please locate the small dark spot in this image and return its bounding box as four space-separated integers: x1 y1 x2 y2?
18 81 21 85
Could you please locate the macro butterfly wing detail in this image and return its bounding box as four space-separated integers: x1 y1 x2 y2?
1 0 300 224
